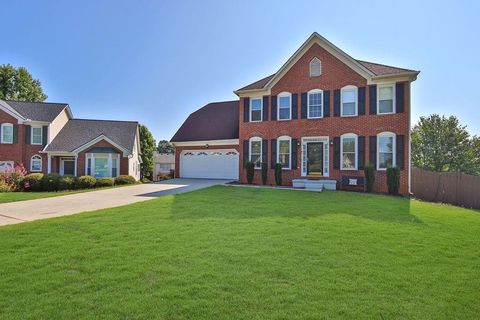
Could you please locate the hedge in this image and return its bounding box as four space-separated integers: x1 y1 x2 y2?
114 175 136 185
23 173 44 191
77 176 97 189
96 177 115 187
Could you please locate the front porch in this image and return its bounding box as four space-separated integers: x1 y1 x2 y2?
292 179 337 191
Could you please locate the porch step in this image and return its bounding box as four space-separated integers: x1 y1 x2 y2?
292 179 337 191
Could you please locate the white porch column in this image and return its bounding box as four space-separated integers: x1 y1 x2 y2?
47 154 51 174
74 155 78 177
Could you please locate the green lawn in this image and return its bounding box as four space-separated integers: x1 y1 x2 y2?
0 186 479 319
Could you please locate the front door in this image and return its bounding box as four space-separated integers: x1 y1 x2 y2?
307 142 323 176
60 158 75 176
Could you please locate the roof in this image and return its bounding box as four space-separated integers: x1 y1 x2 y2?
236 32 419 92
171 100 239 142
45 119 138 153
4 100 69 122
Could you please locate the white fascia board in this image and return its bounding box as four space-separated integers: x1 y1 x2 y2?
172 139 239 147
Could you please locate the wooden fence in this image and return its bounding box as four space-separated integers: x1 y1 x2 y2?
411 167 480 209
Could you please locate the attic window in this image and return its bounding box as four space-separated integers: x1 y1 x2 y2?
310 57 321 77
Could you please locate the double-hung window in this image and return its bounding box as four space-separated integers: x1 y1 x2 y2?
308 89 323 118
1 123 13 144
277 136 291 169
31 127 43 145
377 132 396 170
249 137 262 168
378 84 395 114
341 134 357 170
278 92 291 120
341 86 357 116
250 98 262 122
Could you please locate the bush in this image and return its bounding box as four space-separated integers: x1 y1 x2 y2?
274 163 283 186
364 164 375 193
77 175 97 189
169 169 175 179
261 162 268 185
245 161 255 184
42 173 61 192
0 163 27 191
58 176 76 191
23 173 44 191
156 174 171 181
96 177 115 187
387 166 401 195
114 175 136 185
141 177 151 183
0 180 12 192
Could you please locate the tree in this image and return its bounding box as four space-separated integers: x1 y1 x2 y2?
411 114 480 175
0 64 47 102
139 125 156 179
157 140 174 154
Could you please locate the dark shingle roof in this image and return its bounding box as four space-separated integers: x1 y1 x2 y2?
171 101 239 142
237 74 275 91
45 119 138 153
5 100 68 122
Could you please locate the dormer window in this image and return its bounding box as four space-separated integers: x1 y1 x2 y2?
310 57 321 77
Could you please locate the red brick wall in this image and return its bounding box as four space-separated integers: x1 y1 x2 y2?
77 140 129 176
174 144 239 178
238 43 411 195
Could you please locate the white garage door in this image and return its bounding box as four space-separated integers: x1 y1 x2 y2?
180 149 239 179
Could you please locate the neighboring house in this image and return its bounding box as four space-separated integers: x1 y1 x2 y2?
0 100 142 180
153 151 175 180
172 32 419 195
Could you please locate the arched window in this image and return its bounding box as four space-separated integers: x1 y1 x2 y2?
340 133 358 170
249 137 262 168
1 123 14 144
307 89 323 119
30 155 42 172
277 92 292 120
341 85 358 116
377 132 396 170
310 57 321 77
277 136 292 169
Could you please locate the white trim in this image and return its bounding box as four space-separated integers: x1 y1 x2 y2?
377 83 396 115
47 154 52 174
340 133 358 170
301 136 330 177
0 100 26 122
249 97 263 122
309 57 322 77
277 136 292 170
307 89 323 119
30 154 42 172
340 85 358 117
72 134 130 156
30 125 43 145
277 92 292 121
1 123 14 144
249 136 262 168
377 132 396 170
172 139 239 147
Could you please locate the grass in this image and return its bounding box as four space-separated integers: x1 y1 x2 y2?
0 185 130 204
0 186 479 319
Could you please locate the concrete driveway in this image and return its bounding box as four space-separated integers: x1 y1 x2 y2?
0 179 230 227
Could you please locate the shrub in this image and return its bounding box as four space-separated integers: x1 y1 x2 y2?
0 163 27 191
42 173 61 192
364 164 375 193
169 169 175 179
261 162 268 185
156 174 171 181
58 176 76 191
245 161 255 184
23 173 44 191
386 166 401 195
77 175 97 189
0 180 12 192
114 175 136 185
96 177 115 187
274 163 283 186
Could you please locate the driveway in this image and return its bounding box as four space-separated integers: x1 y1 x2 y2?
0 179 230 227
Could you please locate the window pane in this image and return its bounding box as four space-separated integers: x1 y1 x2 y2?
279 140 290 153
379 136 393 153
94 158 109 178
342 138 355 152
379 152 393 169
379 86 393 100
251 141 261 154
342 89 355 103
342 153 356 169
112 159 117 177
279 96 290 108
379 100 393 113
32 128 42 144
308 93 322 106
251 98 262 110
250 154 261 167
279 154 290 167
279 107 290 120
2 125 13 143
87 158 91 175
342 102 356 115
309 105 322 118
251 110 262 121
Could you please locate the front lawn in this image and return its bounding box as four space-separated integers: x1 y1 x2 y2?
0 186 479 319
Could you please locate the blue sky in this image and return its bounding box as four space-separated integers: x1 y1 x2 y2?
2 0 479 140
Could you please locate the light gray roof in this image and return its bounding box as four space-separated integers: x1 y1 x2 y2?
5 100 69 122
45 119 138 153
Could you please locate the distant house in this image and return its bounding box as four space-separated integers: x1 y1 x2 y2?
153 151 175 180
171 32 419 194
0 100 142 180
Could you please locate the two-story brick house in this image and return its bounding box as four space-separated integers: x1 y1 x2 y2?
0 100 142 180
171 33 419 194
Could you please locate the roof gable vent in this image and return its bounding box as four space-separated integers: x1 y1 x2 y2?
310 57 322 77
